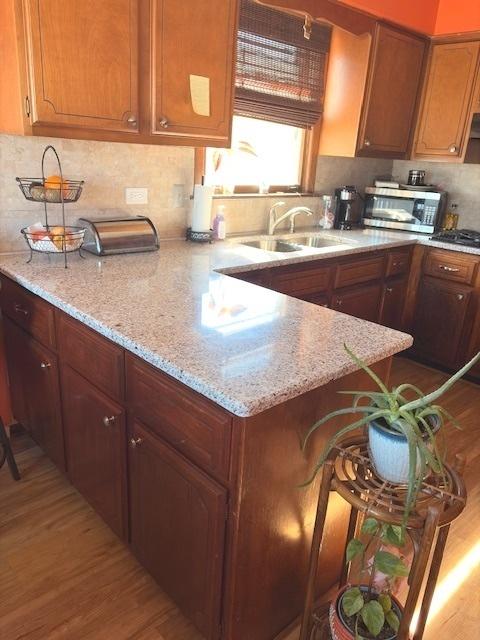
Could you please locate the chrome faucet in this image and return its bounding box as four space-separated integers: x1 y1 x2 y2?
268 202 314 235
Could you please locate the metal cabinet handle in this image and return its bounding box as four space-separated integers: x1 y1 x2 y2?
102 415 116 427
439 265 460 273
448 144 458 153
40 362 51 369
14 303 29 315
457 294 464 301
25 95 31 118
364 139 371 147
335 299 343 307
392 261 405 268
386 287 393 293
126 114 137 127
159 117 169 129
130 436 143 448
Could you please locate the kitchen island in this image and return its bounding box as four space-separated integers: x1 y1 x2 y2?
0 230 417 640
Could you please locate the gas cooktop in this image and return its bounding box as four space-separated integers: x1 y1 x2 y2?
431 229 480 248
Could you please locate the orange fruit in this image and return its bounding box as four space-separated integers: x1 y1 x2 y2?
44 175 70 197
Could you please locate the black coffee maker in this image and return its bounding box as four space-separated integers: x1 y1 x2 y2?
333 186 362 230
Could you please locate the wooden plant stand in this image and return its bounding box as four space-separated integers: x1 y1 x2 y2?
299 436 466 640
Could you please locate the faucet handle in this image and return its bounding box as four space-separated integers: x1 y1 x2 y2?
269 201 286 219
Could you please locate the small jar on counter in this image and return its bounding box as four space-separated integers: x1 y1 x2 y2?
442 204 459 231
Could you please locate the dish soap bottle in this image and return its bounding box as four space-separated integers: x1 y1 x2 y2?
213 206 226 240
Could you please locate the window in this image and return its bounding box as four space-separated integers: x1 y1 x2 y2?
200 0 331 194
205 115 305 193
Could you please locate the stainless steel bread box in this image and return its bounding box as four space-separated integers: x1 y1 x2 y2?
78 216 159 255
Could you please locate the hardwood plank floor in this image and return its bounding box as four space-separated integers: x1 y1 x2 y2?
1 357 479 639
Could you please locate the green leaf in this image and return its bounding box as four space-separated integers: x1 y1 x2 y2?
361 517 379 535
361 600 385 637
342 587 364 617
344 344 394 401
386 610 400 632
346 538 365 563
374 551 409 578
381 524 405 547
378 593 392 613
302 406 382 451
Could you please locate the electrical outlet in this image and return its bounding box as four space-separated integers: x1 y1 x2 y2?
172 184 186 208
125 187 148 205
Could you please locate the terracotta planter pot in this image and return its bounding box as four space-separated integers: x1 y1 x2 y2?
329 585 403 640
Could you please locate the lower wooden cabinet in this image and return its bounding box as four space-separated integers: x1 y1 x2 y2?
128 421 227 640
412 278 473 368
3 317 65 470
379 278 408 330
331 283 382 322
62 366 127 539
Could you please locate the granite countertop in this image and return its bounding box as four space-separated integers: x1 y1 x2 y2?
2 226 469 417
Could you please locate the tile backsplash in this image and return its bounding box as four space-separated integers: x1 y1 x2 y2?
393 160 480 230
1 132 479 253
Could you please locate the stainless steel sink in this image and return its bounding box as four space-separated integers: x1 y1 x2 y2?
290 236 352 249
241 239 302 253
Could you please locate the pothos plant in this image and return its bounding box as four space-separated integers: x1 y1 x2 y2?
341 517 408 639
303 344 480 525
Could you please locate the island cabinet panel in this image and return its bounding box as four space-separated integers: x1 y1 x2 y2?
3 317 65 470
126 355 232 484
56 312 125 402
62 365 127 539
23 0 140 133
385 247 412 278
357 24 426 158
129 420 227 640
331 283 382 322
379 277 408 331
151 0 237 145
0 276 56 350
414 41 480 160
270 263 332 297
412 277 473 368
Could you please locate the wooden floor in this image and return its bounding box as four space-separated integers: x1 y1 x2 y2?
1 357 479 640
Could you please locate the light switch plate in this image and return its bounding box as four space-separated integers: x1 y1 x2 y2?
126 187 148 205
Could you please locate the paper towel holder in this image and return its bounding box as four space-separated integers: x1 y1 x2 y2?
186 227 213 243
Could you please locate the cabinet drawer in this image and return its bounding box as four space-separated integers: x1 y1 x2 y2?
386 248 412 277
0 276 56 349
126 355 232 483
271 263 332 296
57 312 124 401
334 255 385 289
424 249 478 284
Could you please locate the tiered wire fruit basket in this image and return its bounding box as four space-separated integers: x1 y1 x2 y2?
16 145 85 268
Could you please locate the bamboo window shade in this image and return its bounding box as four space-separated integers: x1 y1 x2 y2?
235 0 332 128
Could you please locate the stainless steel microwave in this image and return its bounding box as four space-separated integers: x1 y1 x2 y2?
363 187 448 234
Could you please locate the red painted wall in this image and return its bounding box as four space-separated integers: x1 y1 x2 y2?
339 0 439 34
435 0 480 35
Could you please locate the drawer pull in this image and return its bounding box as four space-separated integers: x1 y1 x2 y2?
14 303 29 316
126 114 137 127
448 144 458 153
102 415 116 427
386 287 393 293
40 361 51 369
130 436 143 448
457 294 464 301
159 117 169 129
439 265 460 273
392 261 405 268
335 299 343 307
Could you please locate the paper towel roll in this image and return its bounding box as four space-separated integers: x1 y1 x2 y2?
192 184 215 232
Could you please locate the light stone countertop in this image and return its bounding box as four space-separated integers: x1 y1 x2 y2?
1 227 475 417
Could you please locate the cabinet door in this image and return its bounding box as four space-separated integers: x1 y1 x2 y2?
379 278 407 331
357 25 426 158
129 421 227 640
62 366 127 538
24 0 139 133
414 42 480 159
151 0 237 146
413 278 472 368
3 317 65 470
331 283 382 322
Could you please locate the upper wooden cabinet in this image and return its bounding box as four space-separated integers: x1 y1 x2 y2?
356 25 426 158
319 23 426 159
413 41 480 160
1 0 238 147
23 0 140 133
151 0 236 145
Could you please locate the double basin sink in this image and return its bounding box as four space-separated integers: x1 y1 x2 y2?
238 234 355 253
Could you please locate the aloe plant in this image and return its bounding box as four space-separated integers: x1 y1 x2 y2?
303 345 480 525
